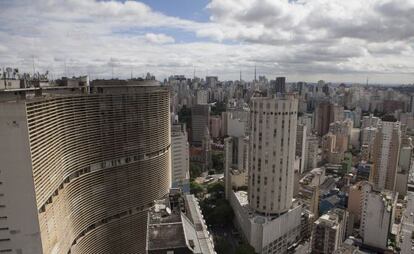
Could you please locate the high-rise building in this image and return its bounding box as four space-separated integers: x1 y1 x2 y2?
361 126 378 161
395 139 413 196
0 79 171 254
228 94 304 254
296 123 307 174
370 121 401 191
171 123 190 193
274 77 286 94
347 181 373 225
249 94 298 214
360 190 397 250
361 114 381 128
306 135 319 170
209 115 222 138
224 136 249 199
311 208 348 254
314 102 344 136
191 104 210 146
196 89 209 104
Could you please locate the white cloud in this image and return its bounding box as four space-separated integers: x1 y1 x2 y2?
0 0 413 83
145 33 175 44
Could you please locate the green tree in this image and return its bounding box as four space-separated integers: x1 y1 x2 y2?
190 181 204 196
211 101 226 116
212 152 224 173
190 163 202 180
215 237 232 254
207 181 225 197
235 243 256 254
178 105 192 127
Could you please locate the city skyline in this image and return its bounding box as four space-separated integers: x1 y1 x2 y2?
1 0 414 84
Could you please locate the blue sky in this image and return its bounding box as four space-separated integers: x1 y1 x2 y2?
0 0 413 83
138 0 210 22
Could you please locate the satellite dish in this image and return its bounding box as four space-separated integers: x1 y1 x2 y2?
166 207 171 215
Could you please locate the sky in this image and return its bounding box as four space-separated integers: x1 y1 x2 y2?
0 0 413 84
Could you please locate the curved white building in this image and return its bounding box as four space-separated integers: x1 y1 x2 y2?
248 94 298 215
0 80 171 254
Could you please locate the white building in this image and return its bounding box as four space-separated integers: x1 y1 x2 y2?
249 94 298 214
361 114 381 128
196 89 209 104
224 136 249 199
296 123 307 174
229 191 302 254
360 190 397 250
371 121 401 191
305 135 319 171
228 94 305 254
171 123 190 193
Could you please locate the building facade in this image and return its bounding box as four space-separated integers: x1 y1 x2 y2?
370 121 401 191
171 123 190 193
0 80 171 254
249 94 298 215
311 209 348 254
191 104 210 146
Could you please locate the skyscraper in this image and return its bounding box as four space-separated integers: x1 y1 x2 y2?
370 121 401 191
191 104 210 146
0 79 171 254
274 77 286 94
171 123 190 193
249 94 298 215
314 101 344 136
228 94 304 254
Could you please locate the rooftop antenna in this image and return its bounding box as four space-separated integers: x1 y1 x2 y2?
366 77 369 86
130 66 133 80
193 66 195 79
240 69 242 82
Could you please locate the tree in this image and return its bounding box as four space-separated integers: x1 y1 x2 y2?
211 101 226 116
190 181 203 196
178 105 191 127
207 181 225 197
190 163 202 180
215 237 232 254
235 243 256 254
201 198 234 226
212 152 224 173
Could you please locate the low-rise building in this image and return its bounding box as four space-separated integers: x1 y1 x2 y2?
146 189 215 254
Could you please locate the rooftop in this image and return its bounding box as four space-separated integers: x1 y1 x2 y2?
147 189 215 253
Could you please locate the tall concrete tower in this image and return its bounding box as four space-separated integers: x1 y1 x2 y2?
248 94 298 215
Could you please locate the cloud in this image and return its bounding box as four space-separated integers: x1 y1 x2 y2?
0 0 413 83
145 33 175 44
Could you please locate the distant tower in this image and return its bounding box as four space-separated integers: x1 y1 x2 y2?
254 65 257 82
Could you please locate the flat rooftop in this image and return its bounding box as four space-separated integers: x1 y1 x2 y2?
147 223 187 250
